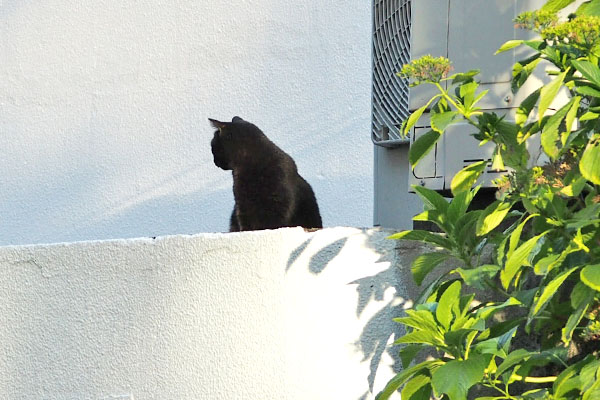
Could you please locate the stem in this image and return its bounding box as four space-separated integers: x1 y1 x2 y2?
483 277 510 298
483 378 515 399
434 82 480 124
549 352 569 369
510 373 557 383
435 83 463 113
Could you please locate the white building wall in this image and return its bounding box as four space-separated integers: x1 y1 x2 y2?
0 227 409 400
0 1 372 245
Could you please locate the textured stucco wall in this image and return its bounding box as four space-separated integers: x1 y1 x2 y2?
0 1 372 245
0 227 413 399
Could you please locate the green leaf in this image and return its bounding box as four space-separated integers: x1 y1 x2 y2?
559 175 587 197
404 96 439 136
447 187 478 227
399 344 424 368
413 210 449 232
404 103 428 136
477 318 523 345
449 69 480 85
534 254 560 276
513 56 541 93
387 230 453 250
431 355 487 400
583 381 600 400
567 204 600 230
539 70 567 121
541 96 578 160
457 295 479 323
578 0 600 16
395 309 440 333
572 60 600 87
501 232 549 290
520 389 551 399
414 274 452 307
395 330 445 346
580 136 600 185
542 0 575 12
491 148 505 171
562 283 595 344
454 211 483 249
496 349 531 377
529 267 579 323
580 111 600 121
409 130 441 167
444 328 480 350
553 355 596 397
413 185 449 213
412 252 452 286
506 214 537 261
496 40 524 54
431 111 459 133
476 201 512 236
523 40 545 51
451 160 487 196
574 229 592 252
581 360 600 398
476 297 522 320
401 374 432 400
376 360 441 400
576 85 600 97
563 96 580 146
516 88 541 125
459 81 479 112
581 264 600 291
455 265 501 290
471 89 489 109
436 281 461 330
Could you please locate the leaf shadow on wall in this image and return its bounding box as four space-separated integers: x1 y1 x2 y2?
286 229 413 400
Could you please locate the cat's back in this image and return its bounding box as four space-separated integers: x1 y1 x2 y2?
291 174 322 228
235 131 322 229
240 122 321 228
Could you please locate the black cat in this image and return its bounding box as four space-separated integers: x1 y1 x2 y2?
209 116 322 232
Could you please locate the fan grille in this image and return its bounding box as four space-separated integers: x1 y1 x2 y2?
372 0 411 146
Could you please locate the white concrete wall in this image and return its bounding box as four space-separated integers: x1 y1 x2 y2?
0 227 408 399
0 1 372 246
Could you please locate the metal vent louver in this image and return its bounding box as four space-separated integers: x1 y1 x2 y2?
372 0 412 147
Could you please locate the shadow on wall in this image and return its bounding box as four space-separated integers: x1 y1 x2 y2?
286 229 409 400
1 0 37 15
65 187 235 240
0 165 376 246
0 174 235 245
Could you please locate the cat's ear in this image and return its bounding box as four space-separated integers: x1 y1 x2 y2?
208 118 227 130
232 116 244 123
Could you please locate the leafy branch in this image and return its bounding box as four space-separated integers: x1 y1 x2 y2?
378 2 600 399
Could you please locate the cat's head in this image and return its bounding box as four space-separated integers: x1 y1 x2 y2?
209 116 266 170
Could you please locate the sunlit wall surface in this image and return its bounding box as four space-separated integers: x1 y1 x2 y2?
0 227 406 399
0 0 372 245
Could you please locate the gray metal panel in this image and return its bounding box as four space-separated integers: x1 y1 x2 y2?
376 0 580 200
408 0 450 110
373 145 423 228
372 0 412 145
448 0 517 84
406 0 572 193
411 127 438 180
441 121 503 191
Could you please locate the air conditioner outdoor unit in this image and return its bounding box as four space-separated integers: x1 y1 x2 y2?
372 0 571 194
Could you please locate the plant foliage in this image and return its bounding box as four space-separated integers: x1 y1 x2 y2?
378 2 600 399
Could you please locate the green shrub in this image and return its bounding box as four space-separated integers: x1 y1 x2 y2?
378 2 600 399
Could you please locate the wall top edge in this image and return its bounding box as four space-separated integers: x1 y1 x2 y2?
0 226 390 251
